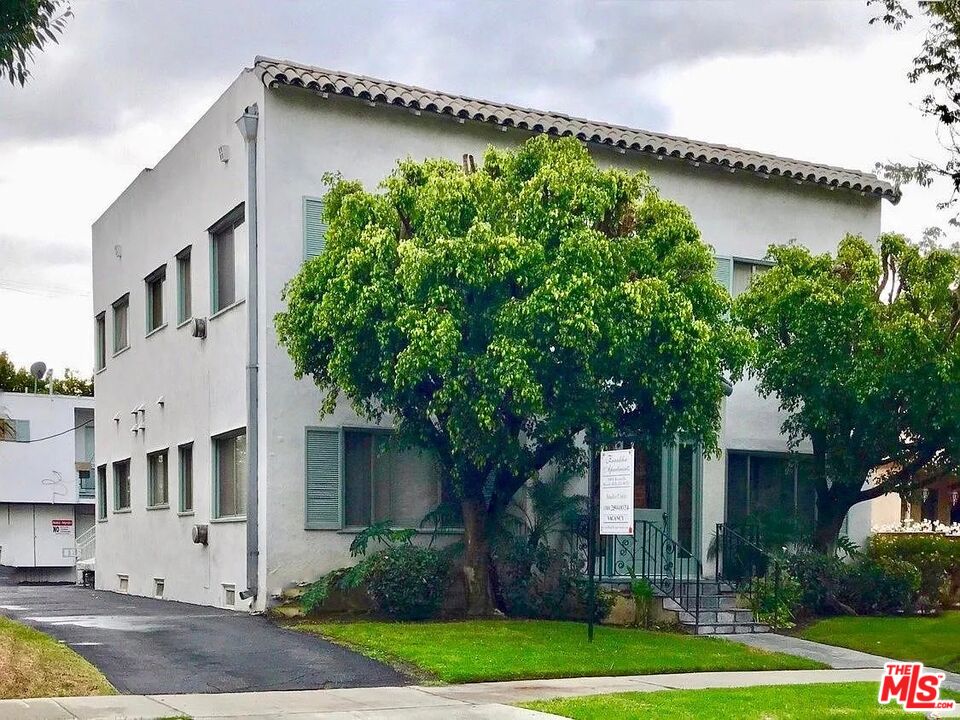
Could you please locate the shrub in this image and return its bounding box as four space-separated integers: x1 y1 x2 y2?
494 537 611 622
868 533 960 610
365 544 450 620
786 551 850 616
843 556 921 615
750 563 801 629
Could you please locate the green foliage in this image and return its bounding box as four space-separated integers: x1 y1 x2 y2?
348 521 416 557
749 564 800 629
0 0 72 87
276 136 749 608
869 0 960 228
0 352 93 396
846 556 921 615
628 572 655 629
734 235 960 548
868 533 960 609
786 551 853 617
364 544 450 620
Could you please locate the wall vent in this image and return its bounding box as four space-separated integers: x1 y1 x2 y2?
118 575 129 593
154 578 165 599
223 584 236 607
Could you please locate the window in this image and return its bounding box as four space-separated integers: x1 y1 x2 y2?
94 313 106 370
113 459 131 511
210 205 244 314
177 248 192 324
145 265 166 333
78 469 94 498
147 449 169 507
112 294 129 353
732 259 771 297
96 465 107 519
726 452 815 540
214 430 246 518
343 429 440 528
303 197 328 260
179 443 193 513
2 419 30 442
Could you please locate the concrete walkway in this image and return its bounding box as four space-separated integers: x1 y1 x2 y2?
0 669 884 719
720 632 960 692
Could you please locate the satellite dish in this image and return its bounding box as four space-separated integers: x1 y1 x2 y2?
29 362 47 380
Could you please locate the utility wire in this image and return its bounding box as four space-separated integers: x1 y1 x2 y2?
4 418 93 444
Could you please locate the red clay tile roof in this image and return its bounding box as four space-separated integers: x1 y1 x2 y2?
256 56 900 204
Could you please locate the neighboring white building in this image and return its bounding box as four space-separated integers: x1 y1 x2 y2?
0 392 96 582
91 57 898 612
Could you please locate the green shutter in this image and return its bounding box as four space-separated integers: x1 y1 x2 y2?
305 427 342 529
14 420 29 442
713 256 733 294
303 197 328 260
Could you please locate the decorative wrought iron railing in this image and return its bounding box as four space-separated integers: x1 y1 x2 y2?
602 520 703 626
715 523 782 624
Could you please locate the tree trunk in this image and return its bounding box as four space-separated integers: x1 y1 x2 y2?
460 498 496 616
812 489 853 553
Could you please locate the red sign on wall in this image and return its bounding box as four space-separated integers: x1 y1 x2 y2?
52 519 74 533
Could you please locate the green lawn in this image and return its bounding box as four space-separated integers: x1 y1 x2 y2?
798 611 960 673
522 682 960 719
0 616 115 699
299 619 824 683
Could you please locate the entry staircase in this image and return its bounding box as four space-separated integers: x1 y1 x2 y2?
74 525 96 587
600 520 776 635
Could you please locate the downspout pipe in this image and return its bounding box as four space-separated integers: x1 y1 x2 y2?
236 104 259 605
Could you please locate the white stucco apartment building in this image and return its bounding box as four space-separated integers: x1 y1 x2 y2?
91 57 898 611
0 392 96 582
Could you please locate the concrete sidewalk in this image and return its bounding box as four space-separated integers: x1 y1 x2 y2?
720 632 960 692
0 669 883 719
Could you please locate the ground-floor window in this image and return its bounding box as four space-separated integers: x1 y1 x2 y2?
214 430 246 518
726 451 815 540
147 449 169 508
343 428 441 528
179 443 193 513
96 464 107 519
113 459 131 511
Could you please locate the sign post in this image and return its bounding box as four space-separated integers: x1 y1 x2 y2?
588 444 635 642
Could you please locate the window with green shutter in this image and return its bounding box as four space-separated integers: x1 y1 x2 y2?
303 197 328 260
305 427 342 529
713 256 733 294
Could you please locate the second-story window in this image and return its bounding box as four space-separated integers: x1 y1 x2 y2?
112 294 129 353
113 459 131 511
96 465 107 520
210 205 244 314
177 247 192 324
145 265 166 334
94 312 106 370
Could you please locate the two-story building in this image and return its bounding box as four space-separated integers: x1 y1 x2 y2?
91 57 898 612
0 391 96 583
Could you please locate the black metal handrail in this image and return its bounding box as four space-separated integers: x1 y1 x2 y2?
604 520 703 626
715 523 782 625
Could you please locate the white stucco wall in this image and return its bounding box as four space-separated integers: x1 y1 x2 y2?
92 71 884 608
0 392 95 573
91 70 264 608
259 87 882 588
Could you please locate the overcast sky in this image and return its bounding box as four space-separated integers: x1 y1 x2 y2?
0 0 949 375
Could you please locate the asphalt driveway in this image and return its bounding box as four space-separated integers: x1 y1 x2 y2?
0 578 407 694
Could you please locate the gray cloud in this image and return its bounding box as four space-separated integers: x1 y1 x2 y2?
0 0 877 143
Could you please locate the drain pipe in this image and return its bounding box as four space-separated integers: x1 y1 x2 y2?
236 104 260 606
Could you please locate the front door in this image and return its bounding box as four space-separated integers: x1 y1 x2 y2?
602 439 701 578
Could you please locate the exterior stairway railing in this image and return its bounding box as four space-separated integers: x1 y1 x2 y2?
714 523 780 622
602 519 702 626
75 525 96 564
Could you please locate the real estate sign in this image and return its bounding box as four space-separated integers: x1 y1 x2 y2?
599 448 634 535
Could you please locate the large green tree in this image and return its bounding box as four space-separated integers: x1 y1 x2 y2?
276 136 748 613
734 234 960 550
0 0 71 86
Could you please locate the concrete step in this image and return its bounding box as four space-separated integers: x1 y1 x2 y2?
685 622 771 635
280 583 310 601
663 595 740 612
677 608 755 625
